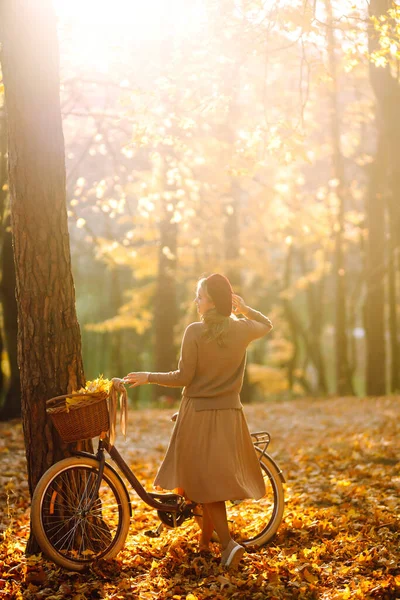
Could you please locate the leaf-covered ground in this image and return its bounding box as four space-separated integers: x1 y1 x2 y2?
0 396 399 599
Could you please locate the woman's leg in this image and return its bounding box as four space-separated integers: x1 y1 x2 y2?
203 501 231 549
205 501 245 567
199 504 214 550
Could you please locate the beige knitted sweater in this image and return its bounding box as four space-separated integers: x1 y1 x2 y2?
148 308 272 410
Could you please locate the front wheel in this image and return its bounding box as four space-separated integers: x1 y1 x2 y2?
31 456 131 571
226 451 285 547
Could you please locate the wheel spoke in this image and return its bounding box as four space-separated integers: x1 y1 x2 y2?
39 464 123 562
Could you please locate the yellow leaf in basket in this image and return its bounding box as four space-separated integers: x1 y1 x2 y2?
65 396 88 408
65 375 112 408
72 376 112 395
84 375 112 394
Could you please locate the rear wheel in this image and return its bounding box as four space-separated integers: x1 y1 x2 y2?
225 452 284 546
31 456 131 571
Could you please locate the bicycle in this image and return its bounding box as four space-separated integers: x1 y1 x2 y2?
31 394 285 572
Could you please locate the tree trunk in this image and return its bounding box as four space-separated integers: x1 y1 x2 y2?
325 0 354 395
366 0 400 393
151 7 180 403
282 243 300 394
282 243 327 395
224 181 241 288
0 0 88 552
154 212 178 401
298 249 328 395
363 137 387 395
363 0 400 395
387 200 399 392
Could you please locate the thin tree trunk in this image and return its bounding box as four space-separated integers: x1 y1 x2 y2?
154 209 178 401
368 0 400 393
363 0 400 395
109 268 124 376
387 203 399 392
325 0 354 395
282 243 299 394
298 249 328 394
152 18 180 402
0 0 88 553
363 137 387 395
224 181 241 287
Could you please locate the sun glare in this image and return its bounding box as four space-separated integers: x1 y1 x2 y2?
54 0 207 72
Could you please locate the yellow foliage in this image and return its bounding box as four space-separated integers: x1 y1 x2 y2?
85 283 155 335
267 338 294 366
247 363 288 395
66 375 112 408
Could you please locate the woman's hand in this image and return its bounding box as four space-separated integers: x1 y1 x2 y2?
123 372 150 387
232 293 249 316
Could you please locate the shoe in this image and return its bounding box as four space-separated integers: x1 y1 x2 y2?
221 539 245 568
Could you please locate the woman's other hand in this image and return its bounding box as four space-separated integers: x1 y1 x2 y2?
232 294 249 316
123 372 150 387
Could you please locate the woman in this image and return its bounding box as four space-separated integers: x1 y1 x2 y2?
123 273 273 568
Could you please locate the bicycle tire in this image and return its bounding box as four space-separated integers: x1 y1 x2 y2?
31 456 131 571
226 451 285 547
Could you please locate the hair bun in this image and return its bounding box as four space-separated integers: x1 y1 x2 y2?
205 273 233 317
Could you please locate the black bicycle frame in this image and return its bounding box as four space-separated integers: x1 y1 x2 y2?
74 437 184 513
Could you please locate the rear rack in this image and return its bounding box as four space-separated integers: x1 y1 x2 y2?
251 431 271 461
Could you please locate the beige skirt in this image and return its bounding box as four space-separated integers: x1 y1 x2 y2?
154 396 265 504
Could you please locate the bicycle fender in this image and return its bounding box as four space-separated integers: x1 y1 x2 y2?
257 450 286 484
72 451 132 517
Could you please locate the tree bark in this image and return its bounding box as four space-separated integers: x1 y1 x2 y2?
0 0 88 552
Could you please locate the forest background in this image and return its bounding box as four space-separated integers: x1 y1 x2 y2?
0 0 399 416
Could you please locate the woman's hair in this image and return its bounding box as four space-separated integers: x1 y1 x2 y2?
198 278 231 346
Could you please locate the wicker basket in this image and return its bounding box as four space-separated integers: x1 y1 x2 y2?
46 392 110 443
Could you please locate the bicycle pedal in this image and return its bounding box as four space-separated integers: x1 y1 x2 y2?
144 523 164 538
144 529 161 538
